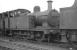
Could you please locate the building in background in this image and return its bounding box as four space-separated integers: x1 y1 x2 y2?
0 9 31 18
9 9 31 17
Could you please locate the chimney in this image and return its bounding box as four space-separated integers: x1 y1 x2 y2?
47 0 53 11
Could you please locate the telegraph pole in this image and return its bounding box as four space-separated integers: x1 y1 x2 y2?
2 13 5 36
7 11 11 36
8 11 10 30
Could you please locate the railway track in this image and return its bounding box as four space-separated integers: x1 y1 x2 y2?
0 37 70 50
0 36 77 50
0 34 77 50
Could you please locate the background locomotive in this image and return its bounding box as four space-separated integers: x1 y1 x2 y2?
0 0 77 43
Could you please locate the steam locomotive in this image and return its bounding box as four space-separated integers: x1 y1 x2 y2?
0 7 77 43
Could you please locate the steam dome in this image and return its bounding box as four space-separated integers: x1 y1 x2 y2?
34 6 40 12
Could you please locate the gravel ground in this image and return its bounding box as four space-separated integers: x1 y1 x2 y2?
0 46 15 50
0 38 69 50
0 37 77 50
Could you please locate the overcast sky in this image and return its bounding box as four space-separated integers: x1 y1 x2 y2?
0 0 75 13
